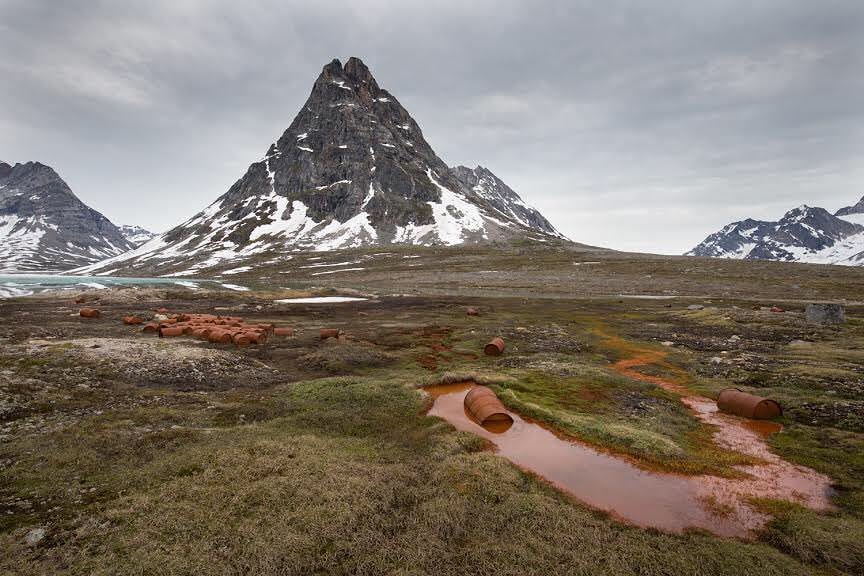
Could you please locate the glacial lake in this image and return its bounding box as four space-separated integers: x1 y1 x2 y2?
0 274 214 298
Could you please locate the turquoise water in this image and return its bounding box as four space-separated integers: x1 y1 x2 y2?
0 274 207 298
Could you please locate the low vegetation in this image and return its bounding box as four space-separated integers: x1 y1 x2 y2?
1 258 862 574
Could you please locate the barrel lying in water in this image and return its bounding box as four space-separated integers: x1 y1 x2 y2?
717 388 782 420
464 385 514 426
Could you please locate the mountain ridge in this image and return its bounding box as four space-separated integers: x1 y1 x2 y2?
688 199 864 266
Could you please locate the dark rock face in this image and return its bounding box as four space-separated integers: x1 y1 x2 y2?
835 196 864 218
0 161 133 272
688 205 864 266
80 57 566 275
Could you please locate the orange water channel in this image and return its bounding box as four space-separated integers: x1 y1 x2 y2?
425 341 834 538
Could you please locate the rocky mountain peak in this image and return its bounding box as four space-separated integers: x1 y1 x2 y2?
77 57 567 276
0 161 133 271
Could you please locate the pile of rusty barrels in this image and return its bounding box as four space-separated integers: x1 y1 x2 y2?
134 312 293 346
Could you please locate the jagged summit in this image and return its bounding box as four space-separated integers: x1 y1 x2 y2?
78 57 566 276
0 161 133 272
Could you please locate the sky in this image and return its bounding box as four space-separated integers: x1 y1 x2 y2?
1 0 862 254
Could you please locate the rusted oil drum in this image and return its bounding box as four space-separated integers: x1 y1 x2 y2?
484 337 505 356
464 386 514 426
207 330 233 344
79 308 101 318
142 322 159 333
273 327 294 337
158 326 185 338
717 388 782 420
233 333 253 346
122 315 143 325
320 328 340 340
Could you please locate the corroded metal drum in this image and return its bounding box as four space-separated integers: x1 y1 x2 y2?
717 388 782 420
484 337 505 356
464 385 513 425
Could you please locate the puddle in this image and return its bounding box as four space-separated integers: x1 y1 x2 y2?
426 379 834 538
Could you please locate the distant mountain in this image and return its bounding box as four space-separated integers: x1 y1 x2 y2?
0 161 133 272
688 198 864 266
835 196 864 226
76 57 567 276
118 224 156 246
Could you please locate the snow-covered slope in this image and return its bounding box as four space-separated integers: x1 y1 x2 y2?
118 224 156 246
688 199 864 266
0 161 134 272
77 57 567 276
450 165 565 239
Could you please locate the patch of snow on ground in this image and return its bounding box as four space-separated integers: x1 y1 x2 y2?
275 296 368 304
220 283 250 292
300 260 364 269
221 266 253 275
310 267 366 276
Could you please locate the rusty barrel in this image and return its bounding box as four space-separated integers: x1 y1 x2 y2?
273 327 294 337
464 386 513 425
717 388 782 420
233 332 253 346
320 328 340 340
79 308 100 319
207 330 233 344
122 316 143 325
158 326 185 338
484 337 505 356
142 322 159 333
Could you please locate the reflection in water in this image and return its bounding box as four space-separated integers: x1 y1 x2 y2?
426 382 833 538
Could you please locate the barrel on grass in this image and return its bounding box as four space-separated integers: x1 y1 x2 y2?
142 322 159 333
158 325 185 338
273 327 294 337
79 308 101 319
320 328 341 340
717 388 782 420
484 337 505 356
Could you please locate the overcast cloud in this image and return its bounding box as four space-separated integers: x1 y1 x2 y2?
1 0 862 253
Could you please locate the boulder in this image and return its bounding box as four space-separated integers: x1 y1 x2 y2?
805 303 846 325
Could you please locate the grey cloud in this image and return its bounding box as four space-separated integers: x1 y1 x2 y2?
1 0 861 254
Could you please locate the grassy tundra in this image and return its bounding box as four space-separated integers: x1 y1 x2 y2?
1 247 863 575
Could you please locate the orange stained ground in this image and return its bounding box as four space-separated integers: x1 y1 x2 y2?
425 333 834 538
